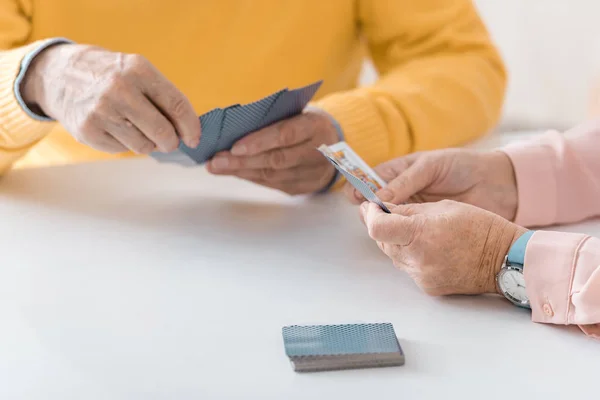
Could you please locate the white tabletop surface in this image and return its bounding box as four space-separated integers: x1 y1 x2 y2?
1 132 599 400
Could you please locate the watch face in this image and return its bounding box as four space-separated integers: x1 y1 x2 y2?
498 268 529 307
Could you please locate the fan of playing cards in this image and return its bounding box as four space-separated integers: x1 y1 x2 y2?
151 81 323 166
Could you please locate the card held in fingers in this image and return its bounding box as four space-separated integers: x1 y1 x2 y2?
318 150 391 213
180 108 225 164
258 80 322 128
282 323 404 373
216 90 283 153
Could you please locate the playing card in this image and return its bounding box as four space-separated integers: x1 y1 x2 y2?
258 81 322 128
282 323 404 372
150 151 196 167
216 90 284 153
318 143 390 213
180 108 226 164
322 142 386 190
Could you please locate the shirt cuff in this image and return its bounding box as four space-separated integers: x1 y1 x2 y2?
305 105 345 194
13 37 74 122
524 231 588 325
500 131 560 227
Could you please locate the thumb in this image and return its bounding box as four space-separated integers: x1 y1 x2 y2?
364 202 417 245
376 160 434 204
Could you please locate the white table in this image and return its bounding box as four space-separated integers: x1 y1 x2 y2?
1 133 598 400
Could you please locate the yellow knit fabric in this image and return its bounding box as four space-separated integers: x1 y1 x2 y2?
0 0 506 173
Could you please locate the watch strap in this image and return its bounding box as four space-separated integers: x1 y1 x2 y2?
507 230 535 267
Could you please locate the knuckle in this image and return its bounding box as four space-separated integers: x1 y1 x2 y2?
368 219 386 240
152 124 178 151
94 92 113 112
259 168 276 181
278 124 296 147
152 123 176 142
78 115 98 135
124 53 149 74
267 149 286 169
105 74 127 94
168 96 188 118
132 141 155 154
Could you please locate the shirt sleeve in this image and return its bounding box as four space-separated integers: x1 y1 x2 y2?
524 231 600 339
312 0 507 169
502 120 600 227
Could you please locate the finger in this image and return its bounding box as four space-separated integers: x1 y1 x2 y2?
390 202 423 217
376 161 434 204
373 153 421 183
230 114 313 156
103 117 156 154
359 202 369 226
217 165 327 183
118 91 180 152
364 202 416 244
84 130 129 154
136 65 201 149
344 182 364 204
209 143 324 171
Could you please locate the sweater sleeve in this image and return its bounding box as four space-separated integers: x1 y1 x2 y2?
0 0 56 174
313 0 507 168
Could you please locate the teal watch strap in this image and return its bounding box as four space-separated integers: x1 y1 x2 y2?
507 230 535 267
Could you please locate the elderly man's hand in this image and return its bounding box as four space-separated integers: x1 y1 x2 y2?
346 149 519 221
206 110 338 195
21 44 200 154
360 200 527 296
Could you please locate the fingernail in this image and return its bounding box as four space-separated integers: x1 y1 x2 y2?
361 202 368 212
211 157 229 170
231 144 247 156
188 136 200 148
378 189 393 202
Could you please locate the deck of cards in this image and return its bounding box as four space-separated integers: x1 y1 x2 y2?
282 323 405 372
318 142 391 213
151 81 322 166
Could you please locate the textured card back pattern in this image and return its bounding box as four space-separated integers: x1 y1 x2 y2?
282 323 404 372
259 81 322 128
216 91 284 152
180 109 225 164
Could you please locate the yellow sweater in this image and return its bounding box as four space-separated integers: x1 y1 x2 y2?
0 0 506 173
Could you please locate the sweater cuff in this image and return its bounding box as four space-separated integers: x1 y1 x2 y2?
14 37 74 121
312 91 398 169
0 40 64 149
305 105 344 193
501 133 559 227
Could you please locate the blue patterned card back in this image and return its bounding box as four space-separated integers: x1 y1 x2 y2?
282 323 401 357
258 81 322 128
179 109 225 164
216 91 283 153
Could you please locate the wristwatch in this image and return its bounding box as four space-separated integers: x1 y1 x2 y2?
496 230 535 309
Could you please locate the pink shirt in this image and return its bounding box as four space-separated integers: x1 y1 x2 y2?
502 119 600 338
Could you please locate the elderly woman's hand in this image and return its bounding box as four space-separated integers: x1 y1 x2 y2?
346 149 519 222
360 200 527 296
